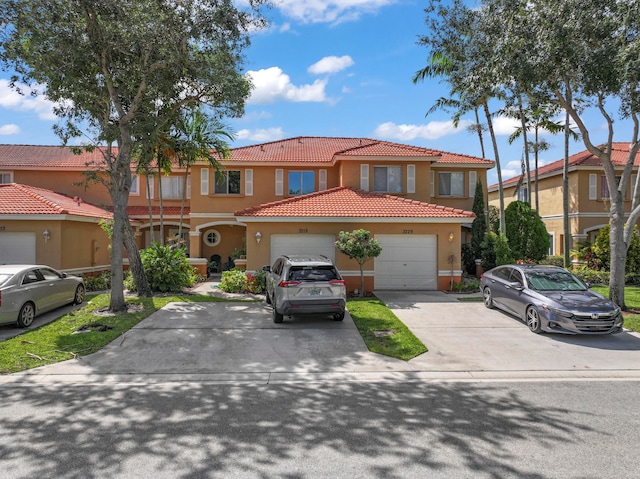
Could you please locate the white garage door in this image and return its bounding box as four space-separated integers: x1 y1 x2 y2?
374 235 437 290
0 232 36 265
270 234 336 265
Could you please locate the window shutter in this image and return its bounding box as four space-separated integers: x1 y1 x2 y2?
187 175 191 199
407 165 416 194
275 169 283 196
147 176 154 199
360 164 369 191
469 171 477 197
201 168 209 195
245 169 253 196
589 174 597 200
631 174 637 201
319 169 327 190
430 170 435 197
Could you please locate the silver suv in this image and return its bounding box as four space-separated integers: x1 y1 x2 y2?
265 255 347 323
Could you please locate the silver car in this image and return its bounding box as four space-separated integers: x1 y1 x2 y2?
0 265 85 328
481 264 623 334
265 255 347 323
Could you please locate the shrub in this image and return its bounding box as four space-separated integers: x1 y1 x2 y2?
83 271 111 291
539 255 565 267
461 243 476 275
572 267 609 285
139 242 198 292
505 200 550 261
452 275 481 292
247 269 266 294
123 270 136 292
219 268 248 293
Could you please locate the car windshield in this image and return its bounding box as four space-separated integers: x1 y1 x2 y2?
525 271 586 291
0 274 12 286
288 266 339 282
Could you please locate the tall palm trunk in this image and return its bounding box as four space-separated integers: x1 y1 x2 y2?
483 100 506 234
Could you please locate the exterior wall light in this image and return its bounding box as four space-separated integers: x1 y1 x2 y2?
448 232 454 243
255 231 262 244
43 229 51 242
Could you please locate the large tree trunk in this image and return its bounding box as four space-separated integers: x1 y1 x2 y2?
123 217 152 297
609 200 627 309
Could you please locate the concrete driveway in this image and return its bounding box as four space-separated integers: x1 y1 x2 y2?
376 290 640 380
4 287 640 383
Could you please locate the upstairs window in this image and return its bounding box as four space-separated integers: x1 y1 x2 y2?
373 166 402 193
600 175 621 199
215 170 241 195
160 176 189 199
438 172 464 197
288 171 315 195
0 171 13 184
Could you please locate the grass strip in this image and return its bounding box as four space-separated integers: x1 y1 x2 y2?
0 293 241 374
347 297 427 360
590 285 640 332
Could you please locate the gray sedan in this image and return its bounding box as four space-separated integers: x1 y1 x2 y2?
0 265 85 328
481 264 623 334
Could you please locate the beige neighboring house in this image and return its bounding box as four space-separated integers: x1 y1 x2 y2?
487 142 640 256
0 137 494 290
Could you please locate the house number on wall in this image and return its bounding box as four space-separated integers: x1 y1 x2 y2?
299 228 309 233
403 229 414 234
0 226 5 231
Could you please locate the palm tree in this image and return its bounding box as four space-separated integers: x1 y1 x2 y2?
171 108 233 241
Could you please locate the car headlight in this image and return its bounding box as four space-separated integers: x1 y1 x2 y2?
547 307 574 318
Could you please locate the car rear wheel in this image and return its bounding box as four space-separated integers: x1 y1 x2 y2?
265 290 272 305
526 305 542 333
482 287 494 309
333 311 345 321
17 302 35 328
73 284 85 305
272 305 284 323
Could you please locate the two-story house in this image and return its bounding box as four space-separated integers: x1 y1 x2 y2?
0 137 493 290
487 142 640 256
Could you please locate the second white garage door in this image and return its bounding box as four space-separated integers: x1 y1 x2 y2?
374 235 437 290
270 234 336 265
0 232 36 265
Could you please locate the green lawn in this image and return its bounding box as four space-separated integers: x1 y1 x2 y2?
590 285 640 332
346 298 427 360
0 293 243 374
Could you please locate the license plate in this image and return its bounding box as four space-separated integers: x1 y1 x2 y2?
308 288 321 296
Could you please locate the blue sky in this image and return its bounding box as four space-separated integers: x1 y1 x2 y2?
0 0 634 186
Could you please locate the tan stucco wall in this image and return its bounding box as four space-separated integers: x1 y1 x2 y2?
0 219 110 272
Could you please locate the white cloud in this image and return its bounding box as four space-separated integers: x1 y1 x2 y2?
0 124 20 135
0 79 58 121
308 55 354 75
246 67 328 104
236 127 285 142
374 119 473 141
277 0 396 25
492 115 521 136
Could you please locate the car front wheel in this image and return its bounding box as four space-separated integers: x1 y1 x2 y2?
17 302 35 328
526 305 542 334
73 284 85 305
482 287 494 309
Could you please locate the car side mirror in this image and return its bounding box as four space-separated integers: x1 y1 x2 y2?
262 265 271 272
509 281 524 291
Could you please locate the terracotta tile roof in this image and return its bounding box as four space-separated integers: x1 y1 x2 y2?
495 143 640 188
126 206 188 217
235 186 475 219
0 144 109 169
0 183 112 218
1 137 494 168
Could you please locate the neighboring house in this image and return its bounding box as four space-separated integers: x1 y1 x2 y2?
487 142 640 256
0 183 112 273
0 137 493 290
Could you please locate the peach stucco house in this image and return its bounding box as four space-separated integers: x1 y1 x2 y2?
487 143 640 256
0 137 493 290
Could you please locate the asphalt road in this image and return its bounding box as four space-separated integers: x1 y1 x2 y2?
1 379 639 478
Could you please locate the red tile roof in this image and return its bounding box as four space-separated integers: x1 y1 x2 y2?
0 137 494 168
235 186 475 219
495 143 640 188
0 183 112 219
126 206 188 217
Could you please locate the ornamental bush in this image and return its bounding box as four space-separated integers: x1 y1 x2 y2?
139 242 198 293
219 268 248 293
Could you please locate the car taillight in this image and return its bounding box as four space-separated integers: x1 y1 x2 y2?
279 280 301 287
329 279 345 285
